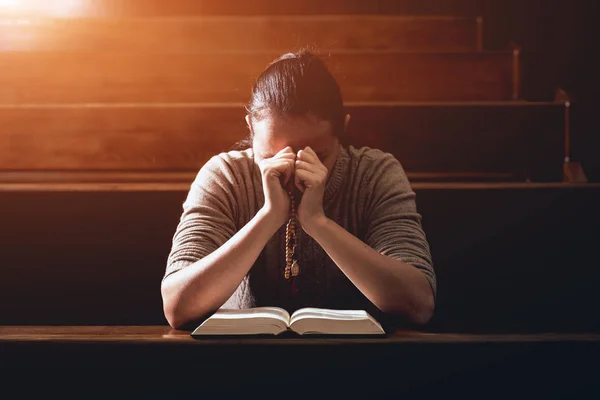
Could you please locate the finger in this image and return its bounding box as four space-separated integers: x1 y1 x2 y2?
265 159 295 183
294 170 305 193
276 146 294 156
298 146 319 162
297 148 319 164
295 168 324 189
295 159 321 174
280 159 295 186
304 146 318 158
273 152 297 161
265 157 295 170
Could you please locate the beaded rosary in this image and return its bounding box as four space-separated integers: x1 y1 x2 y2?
284 190 300 280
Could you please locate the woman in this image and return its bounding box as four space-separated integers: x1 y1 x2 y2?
161 50 435 329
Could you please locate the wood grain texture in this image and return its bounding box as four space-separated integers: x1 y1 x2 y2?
0 171 195 183
379 0 479 15
2 327 598 396
1 325 599 344
0 105 247 170
0 102 563 180
0 51 516 103
0 16 480 53
0 0 380 17
1 181 598 193
0 0 483 16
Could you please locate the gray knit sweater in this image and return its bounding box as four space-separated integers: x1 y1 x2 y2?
165 145 435 317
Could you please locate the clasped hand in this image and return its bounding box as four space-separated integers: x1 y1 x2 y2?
258 146 328 235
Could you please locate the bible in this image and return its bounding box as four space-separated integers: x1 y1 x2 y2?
191 307 385 336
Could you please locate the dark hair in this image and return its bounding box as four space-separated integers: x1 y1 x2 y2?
239 50 345 148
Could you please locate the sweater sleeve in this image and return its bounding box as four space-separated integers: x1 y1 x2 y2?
164 154 239 281
363 152 437 298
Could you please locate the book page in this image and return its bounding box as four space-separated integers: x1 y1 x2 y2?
290 308 372 325
191 307 291 336
289 308 385 335
214 307 291 325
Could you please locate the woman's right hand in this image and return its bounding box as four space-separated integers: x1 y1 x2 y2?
258 146 296 228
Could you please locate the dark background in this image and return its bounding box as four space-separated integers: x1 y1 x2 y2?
475 0 599 181
435 0 600 179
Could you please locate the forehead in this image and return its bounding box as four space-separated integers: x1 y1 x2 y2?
252 116 335 155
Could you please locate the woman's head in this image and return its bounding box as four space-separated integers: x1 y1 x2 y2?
245 50 350 171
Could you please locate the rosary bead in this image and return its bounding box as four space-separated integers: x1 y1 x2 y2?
284 190 300 279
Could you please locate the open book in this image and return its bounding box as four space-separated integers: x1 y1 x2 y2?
191 307 385 336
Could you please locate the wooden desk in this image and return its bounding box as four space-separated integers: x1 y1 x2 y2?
1 326 599 397
2 325 600 344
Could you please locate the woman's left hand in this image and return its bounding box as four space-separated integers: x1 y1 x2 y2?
294 146 329 236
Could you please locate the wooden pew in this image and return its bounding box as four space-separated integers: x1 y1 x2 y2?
0 101 566 181
0 16 482 53
0 0 479 17
1 184 599 333
0 51 517 103
1 326 599 397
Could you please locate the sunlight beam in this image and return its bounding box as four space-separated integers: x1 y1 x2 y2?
0 0 88 17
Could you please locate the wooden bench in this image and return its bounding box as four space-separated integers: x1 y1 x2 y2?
0 16 482 52
0 50 518 103
0 101 564 181
1 183 598 332
0 0 481 17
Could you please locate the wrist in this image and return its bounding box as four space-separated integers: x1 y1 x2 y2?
301 213 330 238
257 205 286 233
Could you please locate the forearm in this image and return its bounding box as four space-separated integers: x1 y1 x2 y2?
306 217 434 325
162 207 280 328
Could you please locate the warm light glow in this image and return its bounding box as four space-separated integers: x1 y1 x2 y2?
0 0 87 17
0 0 19 9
